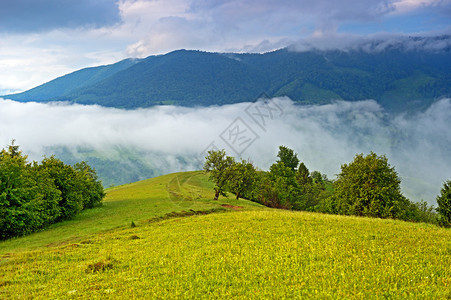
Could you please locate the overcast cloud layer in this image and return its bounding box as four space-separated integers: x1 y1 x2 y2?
0 0 122 33
1 0 450 93
1 97 449 205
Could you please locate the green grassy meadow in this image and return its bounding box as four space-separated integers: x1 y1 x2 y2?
1 171 450 299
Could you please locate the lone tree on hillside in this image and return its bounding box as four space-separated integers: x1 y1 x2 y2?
203 150 235 200
436 180 451 227
331 152 410 219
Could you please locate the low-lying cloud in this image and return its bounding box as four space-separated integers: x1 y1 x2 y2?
289 33 451 53
0 97 449 205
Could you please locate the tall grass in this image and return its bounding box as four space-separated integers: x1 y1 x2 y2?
0 172 449 299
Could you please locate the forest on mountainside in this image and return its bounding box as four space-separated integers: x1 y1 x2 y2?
5 37 451 113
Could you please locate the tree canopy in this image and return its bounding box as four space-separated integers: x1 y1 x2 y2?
0 142 105 240
436 180 451 227
227 160 258 200
277 146 300 172
330 152 411 219
203 147 438 225
203 150 235 200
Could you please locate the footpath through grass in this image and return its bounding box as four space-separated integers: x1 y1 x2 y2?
0 171 261 253
0 171 450 299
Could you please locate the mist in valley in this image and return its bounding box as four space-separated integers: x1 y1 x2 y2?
0 97 449 205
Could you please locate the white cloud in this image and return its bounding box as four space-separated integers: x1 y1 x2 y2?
0 97 449 205
289 32 451 52
119 0 398 57
391 0 444 14
0 27 132 92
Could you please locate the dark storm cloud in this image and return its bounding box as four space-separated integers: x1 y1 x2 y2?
0 0 122 33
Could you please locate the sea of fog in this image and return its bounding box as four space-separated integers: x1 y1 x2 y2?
1 97 450 205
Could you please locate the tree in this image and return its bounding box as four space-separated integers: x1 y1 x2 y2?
331 152 410 219
7 139 20 157
294 162 324 211
311 171 324 186
38 156 84 220
74 161 105 208
296 162 312 186
0 142 61 239
27 162 62 228
227 160 257 200
0 142 105 240
203 150 235 200
0 143 34 238
277 146 300 172
407 200 438 225
436 180 451 227
258 161 298 209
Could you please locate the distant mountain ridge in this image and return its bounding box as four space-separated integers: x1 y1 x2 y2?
4 36 451 112
5 58 140 102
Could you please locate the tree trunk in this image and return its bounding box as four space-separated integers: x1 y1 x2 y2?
214 190 219 200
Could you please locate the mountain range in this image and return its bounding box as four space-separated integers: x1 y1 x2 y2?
4 36 451 113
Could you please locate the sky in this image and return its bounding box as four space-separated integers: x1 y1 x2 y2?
0 0 450 94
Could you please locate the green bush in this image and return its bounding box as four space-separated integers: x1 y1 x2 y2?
436 180 451 227
331 152 410 219
74 161 105 209
0 142 105 240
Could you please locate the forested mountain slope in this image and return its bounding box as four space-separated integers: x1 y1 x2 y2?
4 36 450 112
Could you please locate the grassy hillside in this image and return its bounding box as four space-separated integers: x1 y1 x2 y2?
0 171 261 253
1 171 450 299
